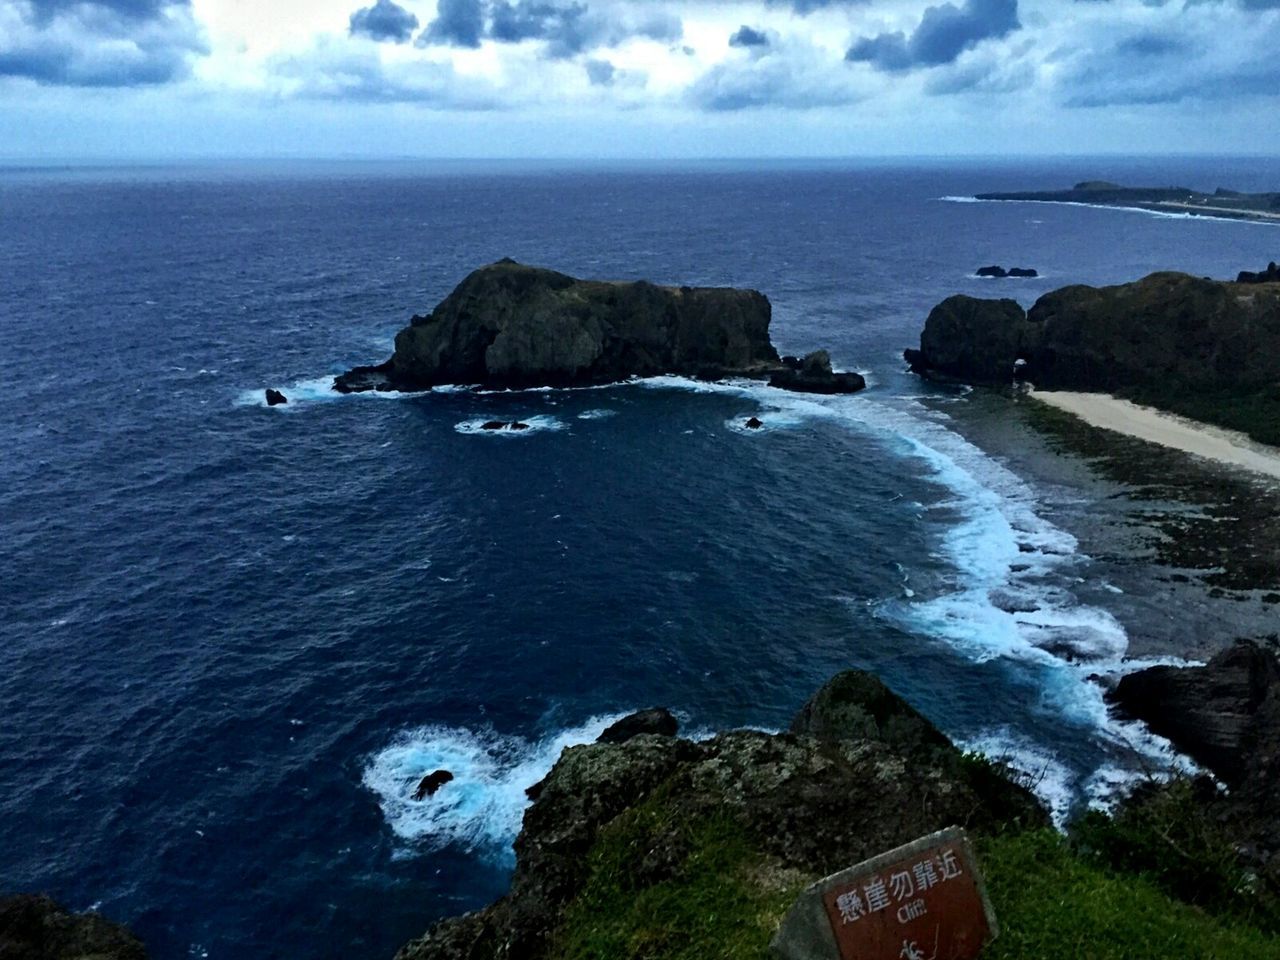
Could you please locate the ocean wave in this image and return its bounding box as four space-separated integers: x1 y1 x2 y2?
362 714 627 863
577 408 617 420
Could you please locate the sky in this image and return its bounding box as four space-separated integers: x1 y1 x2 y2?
1 0 1278 158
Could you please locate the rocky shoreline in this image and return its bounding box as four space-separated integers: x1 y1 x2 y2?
975 181 1280 224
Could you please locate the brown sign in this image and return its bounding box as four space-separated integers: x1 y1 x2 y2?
771 827 997 960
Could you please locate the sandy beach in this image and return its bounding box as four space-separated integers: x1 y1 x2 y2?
1032 390 1280 482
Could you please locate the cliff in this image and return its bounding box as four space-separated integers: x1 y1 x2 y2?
335 260 858 393
395 671 1046 960
905 271 1280 444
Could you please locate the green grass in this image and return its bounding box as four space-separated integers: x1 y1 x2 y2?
980 830 1280 960
551 814 1280 960
551 801 811 960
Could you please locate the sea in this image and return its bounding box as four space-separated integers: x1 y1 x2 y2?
2 156 1277 960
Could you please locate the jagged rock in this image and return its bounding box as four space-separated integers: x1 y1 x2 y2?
396 671 1046 960
768 349 866 394
265 389 287 406
0 894 147 960
335 260 780 393
413 770 455 800
745 416 763 429
596 708 679 745
1238 261 1280 284
1110 640 1280 787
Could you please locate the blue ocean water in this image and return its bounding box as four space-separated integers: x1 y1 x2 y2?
2 157 1277 960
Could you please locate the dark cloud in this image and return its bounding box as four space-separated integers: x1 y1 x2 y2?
349 0 420 43
729 26 768 48
764 0 867 15
419 0 680 58
0 0 206 86
422 0 485 47
584 57 614 85
847 0 1019 72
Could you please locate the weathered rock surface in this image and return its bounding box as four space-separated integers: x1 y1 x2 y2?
395 671 1046 960
1110 640 1280 788
768 350 865 394
335 260 780 392
334 261 865 396
0 894 147 960
596 708 679 744
905 271 1280 393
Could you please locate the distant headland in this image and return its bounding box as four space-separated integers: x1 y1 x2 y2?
975 181 1280 224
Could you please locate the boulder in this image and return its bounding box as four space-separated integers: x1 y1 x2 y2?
745 416 763 429
265 389 287 406
0 894 147 960
413 770 455 800
335 260 780 392
790 670 955 759
596 708 679 745
1110 640 1280 787
768 349 866 394
904 294 1036 384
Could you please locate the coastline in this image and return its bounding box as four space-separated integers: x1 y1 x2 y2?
1030 390 1280 483
947 196 1280 227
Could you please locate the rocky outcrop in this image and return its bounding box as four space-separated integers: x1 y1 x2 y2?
975 266 1038 279
334 261 864 396
768 350 865 394
335 260 779 392
905 271 1280 394
414 770 455 800
596 708 679 744
1238 261 1280 284
395 670 1046 960
0 895 147 960
1110 640 1280 788
265 389 288 406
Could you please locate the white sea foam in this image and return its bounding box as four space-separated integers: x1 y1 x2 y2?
362 714 626 862
577 408 617 420
939 195 1279 228
960 728 1078 827
454 415 566 436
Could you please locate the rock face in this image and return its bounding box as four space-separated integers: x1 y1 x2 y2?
768 350 865 394
1238 261 1280 284
596 708 679 744
335 260 780 392
0 894 148 960
334 261 866 396
905 271 1280 393
1110 640 1280 788
394 670 1046 960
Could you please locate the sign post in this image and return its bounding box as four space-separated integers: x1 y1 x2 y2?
771 827 997 960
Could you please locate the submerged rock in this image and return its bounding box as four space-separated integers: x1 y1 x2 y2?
396 670 1046 960
413 770 455 801
596 708 679 744
0 894 148 960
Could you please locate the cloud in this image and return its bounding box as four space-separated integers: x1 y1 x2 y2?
729 25 769 48
0 0 206 86
688 41 861 110
419 0 680 57
584 57 614 84
846 0 1019 72
765 0 867 14
422 0 484 47
272 35 500 106
349 0 419 43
